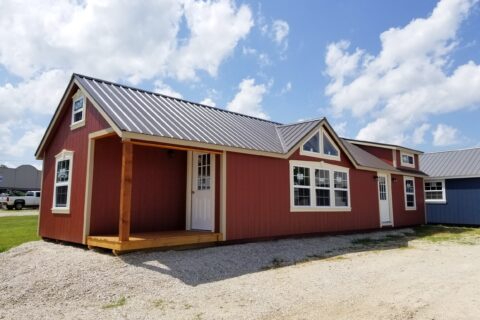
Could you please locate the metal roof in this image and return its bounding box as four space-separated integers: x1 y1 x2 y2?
34 73 423 173
340 139 399 172
420 148 480 178
76 74 291 153
343 138 423 154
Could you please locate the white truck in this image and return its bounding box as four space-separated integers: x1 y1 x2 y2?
0 190 41 210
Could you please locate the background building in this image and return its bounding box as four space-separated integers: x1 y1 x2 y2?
0 164 42 193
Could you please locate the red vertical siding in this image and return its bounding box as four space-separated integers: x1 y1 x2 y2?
88 136 122 235
225 150 382 241
356 145 394 166
39 89 110 243
391 175 425 226
89 137 187 235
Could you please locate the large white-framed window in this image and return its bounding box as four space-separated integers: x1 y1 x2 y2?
71 89 86 130
290 160 350 212
424 180 446 203
400 151 415 168
300 127 340 161
52 150 74 214
404 176 416 210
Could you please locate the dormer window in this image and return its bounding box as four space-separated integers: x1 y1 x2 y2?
301 127 340 160
400 152 415 168
71 90 86 130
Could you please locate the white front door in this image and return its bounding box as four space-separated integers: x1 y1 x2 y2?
191 152 215 231
378 173 392 226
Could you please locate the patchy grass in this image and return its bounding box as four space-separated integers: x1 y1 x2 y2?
262 257 287 270
0 216 40 252
102 297 126 309
413 225 480 244
351 234 407 247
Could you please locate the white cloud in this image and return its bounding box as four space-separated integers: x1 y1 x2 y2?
200 97 216 107
227 78 269 119
432 124 460 146
171 0 253 80
242 46 257 55
325 0 480 146
412 123 431 145
153 80 183 99
0 70 69 119
271 20 289 48
332 121 348 137
0 0 254 166
0 0 253 83
280 81 292 95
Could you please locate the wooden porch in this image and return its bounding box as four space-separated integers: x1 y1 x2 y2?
87 231 222 253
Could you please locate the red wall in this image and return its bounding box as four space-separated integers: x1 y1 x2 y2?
39 88 110 243
225 147 425 241
225 149 383 241
89 137 187 235
391 175 425 226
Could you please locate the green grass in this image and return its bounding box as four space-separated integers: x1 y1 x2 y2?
102 297 126 309
413 225 480 244
0 216 40 252
351 234 407 246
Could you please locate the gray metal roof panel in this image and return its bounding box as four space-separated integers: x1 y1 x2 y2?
276 119 322 152
420 148 480 178
76 74 285 153
340 139 399 172
74 74 417 173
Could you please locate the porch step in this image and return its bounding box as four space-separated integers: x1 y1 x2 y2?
87 231 222 253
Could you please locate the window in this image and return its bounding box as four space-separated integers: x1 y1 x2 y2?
300 127 340 160
400 152 415 168
291 161 350 211
52 150 74 214
71 90 86 129
323 133 339 157
197 154 211 190
302 133 320 153
424 180 446 203
404 177 416 210
26 191 34 197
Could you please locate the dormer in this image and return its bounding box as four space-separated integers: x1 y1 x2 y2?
300 127 340 161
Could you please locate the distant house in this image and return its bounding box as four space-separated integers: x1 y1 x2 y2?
35 74 427 253
420 148 480 226
0 165 42 193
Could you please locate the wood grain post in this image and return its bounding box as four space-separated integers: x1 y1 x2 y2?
119 140 133 241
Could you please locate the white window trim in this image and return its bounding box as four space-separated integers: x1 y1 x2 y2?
52 150 74 214
400 151 415 168
424 179 446 204
403 176 416 210
70 89 86 130
290 160 351 212
299 127 341 161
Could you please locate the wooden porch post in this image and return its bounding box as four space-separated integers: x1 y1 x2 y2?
119 140 133 241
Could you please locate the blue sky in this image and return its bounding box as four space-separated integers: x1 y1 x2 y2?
0 0 479 168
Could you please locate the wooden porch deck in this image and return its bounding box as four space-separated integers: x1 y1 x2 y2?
87 231 222 253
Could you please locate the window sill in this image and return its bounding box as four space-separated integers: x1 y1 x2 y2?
425 200 447 204
299 150 341 161
52 208 70 214
291 206 351 212
405 207 417 211
70 120 85 131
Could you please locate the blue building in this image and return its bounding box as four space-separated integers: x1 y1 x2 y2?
420 148 480 226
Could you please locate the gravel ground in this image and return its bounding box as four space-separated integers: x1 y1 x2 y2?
1 228 480 320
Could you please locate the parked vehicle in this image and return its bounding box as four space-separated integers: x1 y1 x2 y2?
0 190 41 210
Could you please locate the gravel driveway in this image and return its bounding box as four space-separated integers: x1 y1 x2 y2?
1 228 480 320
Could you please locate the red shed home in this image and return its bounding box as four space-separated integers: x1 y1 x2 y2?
35 74 426 253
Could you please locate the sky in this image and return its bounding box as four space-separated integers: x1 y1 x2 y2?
1 0 480 169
